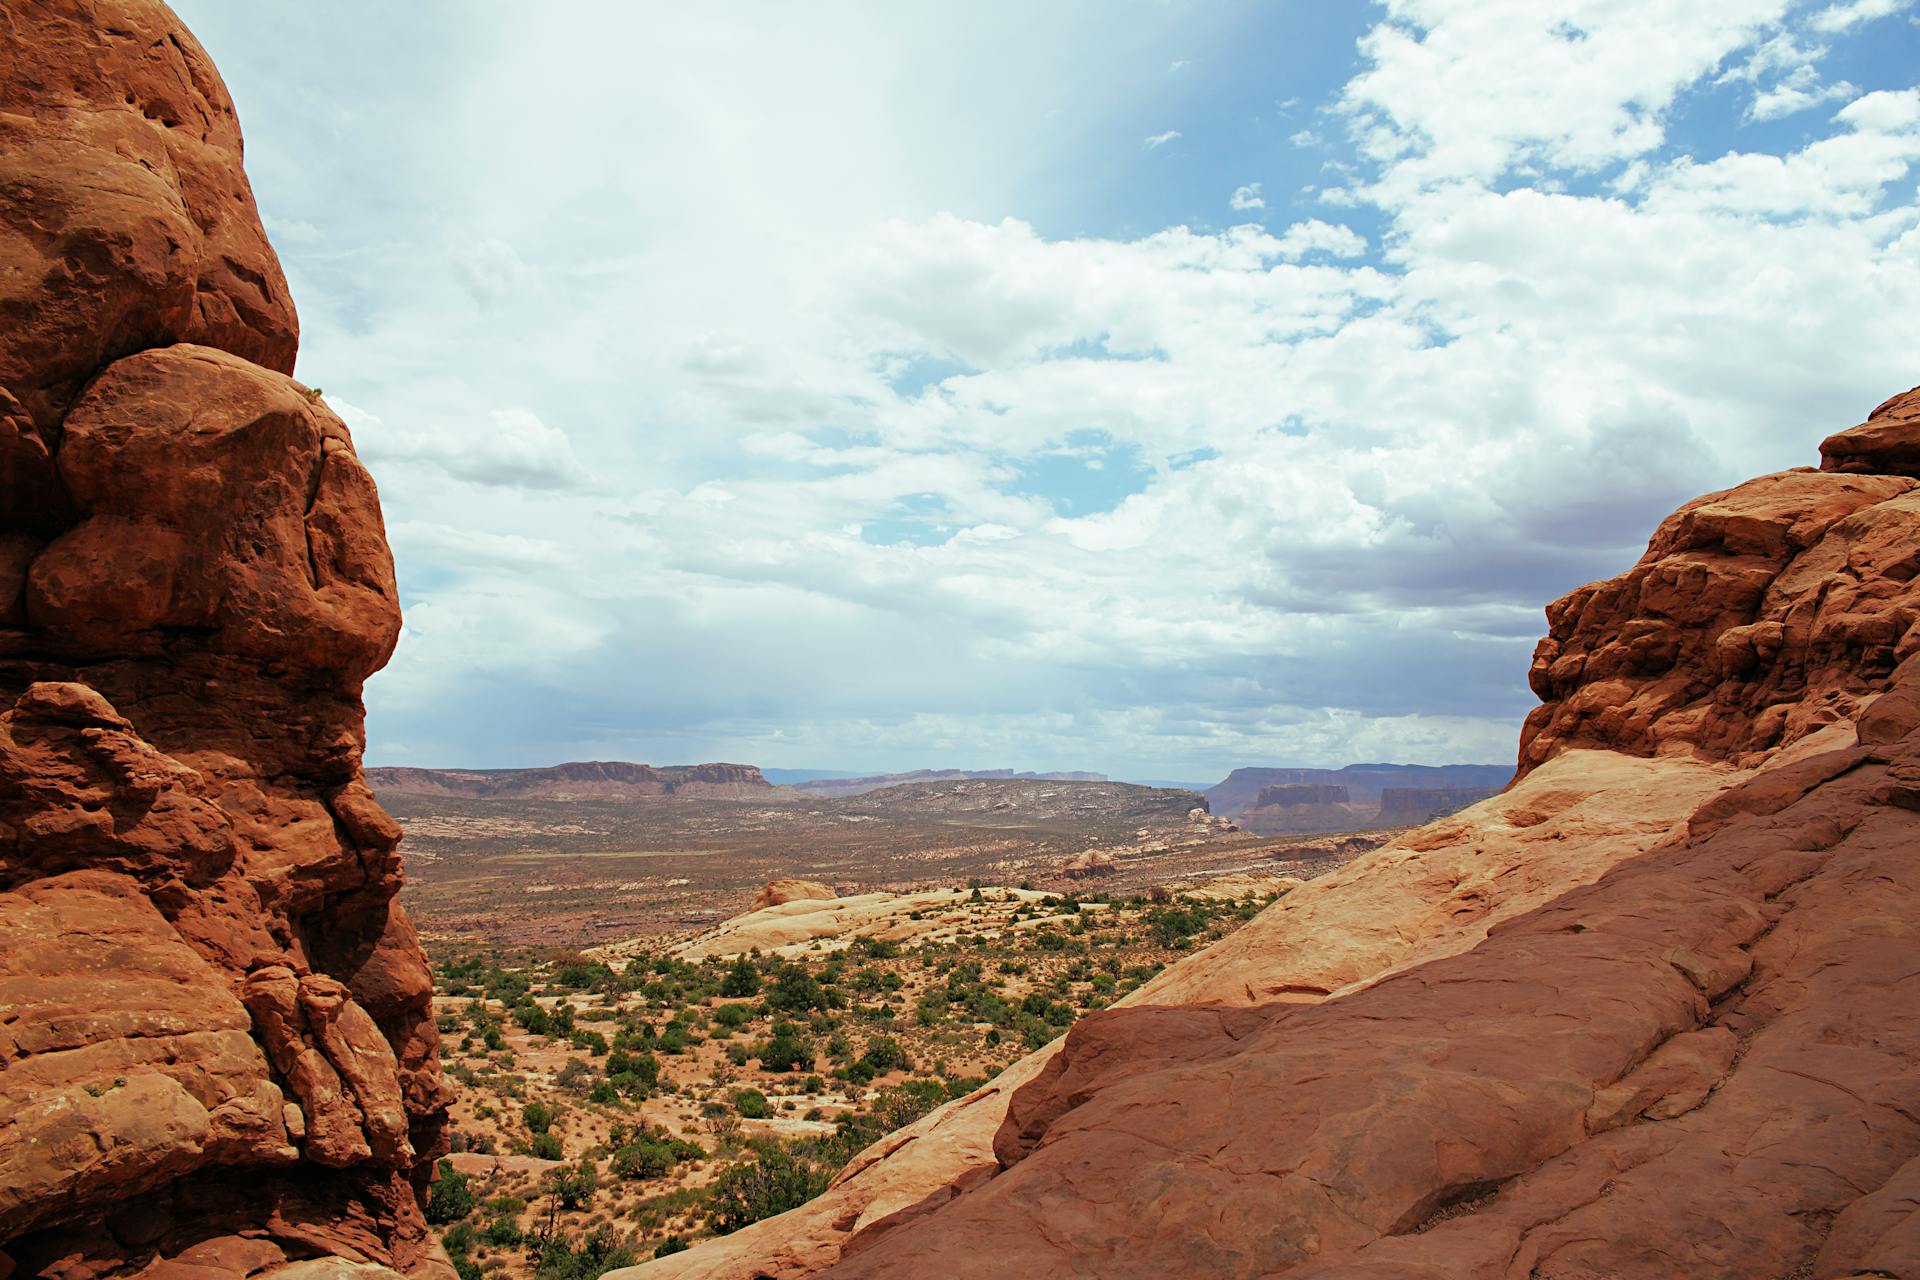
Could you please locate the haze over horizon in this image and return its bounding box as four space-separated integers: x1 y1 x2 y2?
175 0 1920 780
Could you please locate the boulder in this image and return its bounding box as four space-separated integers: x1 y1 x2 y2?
751 878 838 910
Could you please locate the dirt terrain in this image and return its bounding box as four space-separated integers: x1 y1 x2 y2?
390 778 1385 948
419 881 1281 1273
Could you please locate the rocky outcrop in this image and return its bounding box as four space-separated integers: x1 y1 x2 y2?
0 6 445 1278
1057 848 1116 879
619 390 1920 1280
366 760 773 800
608 887 1067 964
750 878 837 910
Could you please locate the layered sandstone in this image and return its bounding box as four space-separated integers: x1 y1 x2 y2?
0 6 445 1278
622 390 1920 1280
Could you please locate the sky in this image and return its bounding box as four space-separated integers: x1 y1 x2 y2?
173 0 1920 782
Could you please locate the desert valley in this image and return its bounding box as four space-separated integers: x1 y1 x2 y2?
2 4 1917 1280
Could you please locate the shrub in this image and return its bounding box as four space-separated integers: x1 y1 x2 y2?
425 1159 474 1224
859 1035 910 1074
532 1228 637 1280
612 1139 677 1180
731 1088 772 1119
720 956 761 997
523 1101 554 1134
654 1236 690 1258
531 1131 564 1160
707 1146 829 1235
440 1221 475 1256
482 1214 523 1246
549 1157 598 1210
759 1029 813 1073
767 965 828 1013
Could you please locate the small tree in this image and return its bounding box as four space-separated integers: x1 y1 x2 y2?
731 1088 773 1119
523 1100 554 1134
720 955 761 997
548 1157 598 1210
706 1146 828 1235
426 1158 475 1224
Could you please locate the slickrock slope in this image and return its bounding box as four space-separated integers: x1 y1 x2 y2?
622 390 1920 1280
596 887 1069 964
0 6 446 1279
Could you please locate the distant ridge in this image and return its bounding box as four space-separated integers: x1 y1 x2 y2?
366 760 772 800
1205 762 1511 820
786 768 1107 799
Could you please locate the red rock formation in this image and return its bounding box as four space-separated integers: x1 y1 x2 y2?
0 5 446 1277
1057 848 1116 879
1521 396 1920 771
621 392 1920 1280
750 878 838 910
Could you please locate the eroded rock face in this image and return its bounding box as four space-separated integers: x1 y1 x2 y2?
1521 400 1920 771
618 394 1920 1280
0 5 446 1276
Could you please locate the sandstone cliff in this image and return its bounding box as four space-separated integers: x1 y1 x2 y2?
1 5 447 1278
621 390 1920 1279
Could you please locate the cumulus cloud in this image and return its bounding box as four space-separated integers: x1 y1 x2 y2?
183 0 1920 776
337 400 590 491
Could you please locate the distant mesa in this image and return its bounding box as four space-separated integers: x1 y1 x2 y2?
837 777 1206 828
1207 763 1510 835
786 767 1108 799
365 759 772 800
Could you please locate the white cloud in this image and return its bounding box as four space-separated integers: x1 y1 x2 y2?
337 400 589 491
184 0 1920 776
1809 0 1912 31
1144 129 1182 148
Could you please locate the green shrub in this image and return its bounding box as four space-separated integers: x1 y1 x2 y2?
532 1227 637 1280
707 1146 829 1235
549 1157 598 1209
759 1029 812 1073
767 966 828 1013
731 1088 772 1119
720 956 761 997
612 1139 677 1179
523 1100 553 1134
425 1159 474 1224
531 1130 564 1160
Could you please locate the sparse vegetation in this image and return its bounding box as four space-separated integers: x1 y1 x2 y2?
427 882 1279 1272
